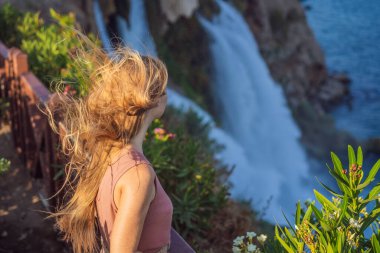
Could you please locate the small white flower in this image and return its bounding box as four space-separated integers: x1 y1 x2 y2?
246 231 257 239
349 218 361 229
247 243 257 252
295 225 299 230
233 236 245 246
232 246 241 253
257 234 267 244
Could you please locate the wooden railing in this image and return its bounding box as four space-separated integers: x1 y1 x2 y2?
0 41 195 253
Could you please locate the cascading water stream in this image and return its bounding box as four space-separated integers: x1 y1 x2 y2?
197 0 313 220
93 0 113 55
115 0 157 57
93 0 312 222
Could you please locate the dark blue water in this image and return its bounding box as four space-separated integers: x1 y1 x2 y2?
304 0 380 140
304 2 380 238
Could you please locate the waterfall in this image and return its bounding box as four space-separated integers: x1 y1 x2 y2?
115 0 157 57
93 0 312 222
93 0 113 55
197 0 312 220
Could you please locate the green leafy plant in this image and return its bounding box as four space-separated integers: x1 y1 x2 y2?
17 9 99 94
0 157 10 174
274 145 380 252
144 106 231 247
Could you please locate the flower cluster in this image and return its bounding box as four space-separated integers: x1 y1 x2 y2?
349 163 363 182
295 221 318 252
232 231 267 253
153 127 176 142
63 84 77 96
322 205 340 225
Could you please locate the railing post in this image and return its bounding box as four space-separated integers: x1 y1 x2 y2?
9 48 29 165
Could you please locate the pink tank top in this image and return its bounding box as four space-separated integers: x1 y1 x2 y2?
95 146 173 253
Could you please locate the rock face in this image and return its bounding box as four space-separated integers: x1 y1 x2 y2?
159 0 199 23
233 0 349 114
229 0 357 160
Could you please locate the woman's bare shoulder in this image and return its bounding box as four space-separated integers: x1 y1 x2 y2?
118 163 155 188
114 163 156 209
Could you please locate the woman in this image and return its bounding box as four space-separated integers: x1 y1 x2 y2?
45 32 173 253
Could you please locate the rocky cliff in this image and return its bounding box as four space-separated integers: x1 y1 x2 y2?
232 0 349 113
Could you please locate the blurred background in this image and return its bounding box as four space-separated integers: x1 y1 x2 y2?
0 0 379 252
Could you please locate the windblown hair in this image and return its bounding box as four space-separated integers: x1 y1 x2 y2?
43 31 168 253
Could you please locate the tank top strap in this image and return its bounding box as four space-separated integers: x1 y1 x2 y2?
110 148 155 212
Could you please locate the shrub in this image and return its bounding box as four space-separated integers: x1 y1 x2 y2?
0 4 100 95
233 145 380 252
17 9 99 94
144 106 231 248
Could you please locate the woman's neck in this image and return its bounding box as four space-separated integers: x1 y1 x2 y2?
126 115 152 155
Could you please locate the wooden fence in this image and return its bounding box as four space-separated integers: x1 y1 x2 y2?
0 41 195 253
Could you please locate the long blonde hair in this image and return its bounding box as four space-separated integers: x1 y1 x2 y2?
43 31 168 253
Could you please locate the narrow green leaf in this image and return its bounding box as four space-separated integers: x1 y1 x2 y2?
359 211 380 234
371 234 380 252
308 222 328 246
281 209 297 235
337 195 348 225
296 201 301 226
275 226 295 253
331 152 348 181
336 231 342 252
326 163 350 188
284 227 298 249
327 244 334 253
365 183 380 201
314 189 338 211
357 146 363 166
302 203 313 223
357 159 380 190
316 176 344 198
310 204 323 221
348 145 356 168
326 164 352 197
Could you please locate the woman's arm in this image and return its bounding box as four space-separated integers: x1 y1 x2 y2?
110 163 156 253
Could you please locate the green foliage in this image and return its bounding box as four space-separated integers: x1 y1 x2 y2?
273 145 380 253
0 4 100 95
144 106 231 245
17 9 99 93
233 145 380 252
0 2 23 46
0 157 10 174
